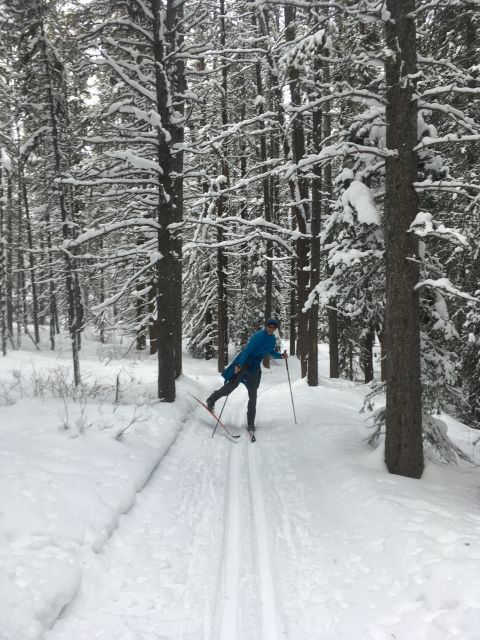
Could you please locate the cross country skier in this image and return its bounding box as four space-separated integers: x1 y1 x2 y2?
206 318 288 435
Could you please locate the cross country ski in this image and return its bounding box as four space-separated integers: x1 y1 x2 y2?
189 393 241 441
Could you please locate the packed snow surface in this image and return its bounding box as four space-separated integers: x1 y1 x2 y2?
1 331 479 640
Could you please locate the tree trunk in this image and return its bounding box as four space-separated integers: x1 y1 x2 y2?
289 260 296 356
307 52 323 386
167 0 184 380
254 45 273 368
285 6 310 377
40 18 80 384
322 45 339 379
375 325 386 382
6 171 13 340
21 168 40 344
362 326 375 383
0 162 7 356
217 0 229 373
384 0 423 479
328 305 339 378
152 0 178 402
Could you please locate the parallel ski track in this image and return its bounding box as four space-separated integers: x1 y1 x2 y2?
247 443 286 640
213 437 286 640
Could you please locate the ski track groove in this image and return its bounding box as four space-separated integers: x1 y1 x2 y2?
212 432 287 640
247 442 287 640
214 443 241 640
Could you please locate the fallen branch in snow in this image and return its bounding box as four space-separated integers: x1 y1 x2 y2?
115 408 146 440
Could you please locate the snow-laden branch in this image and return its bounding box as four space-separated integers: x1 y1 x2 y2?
62 218 161 249
412 0 480 15
92 260 156 312
83 18 154 42
415 179 480 194
60 177 157 186
105 150 164 174
184 228 295 256
417 101 478 133
19 126 51 159
415 134 480 151
170 215 308 240
185 112 277 153
285 143 395 179
93 48 156 103
415 278 478 302
421 85 480 99
286 86 384 117
409 212 469 246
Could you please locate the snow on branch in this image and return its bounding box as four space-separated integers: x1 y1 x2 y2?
187 112 277 153
184 229 296 256
341 181 381 226
92 260 157 312
415 134 480 151
62 218 161 249
84 18 154 42
415 180 480 199
106 150 164 174
409 212 469 246
19 126 51 159
286 86 384 117
170 215 308 240
421 85 480 99
93 49 156 103
413 0 480 13
285 143 395 180
415 277 478 302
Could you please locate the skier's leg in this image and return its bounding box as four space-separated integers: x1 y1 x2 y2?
207 375 241 410
246 369 261 429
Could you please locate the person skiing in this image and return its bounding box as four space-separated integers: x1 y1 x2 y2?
206 318 288 433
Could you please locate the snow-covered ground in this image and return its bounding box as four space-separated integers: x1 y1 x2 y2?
1 330 480 640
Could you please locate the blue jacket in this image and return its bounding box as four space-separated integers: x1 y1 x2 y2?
222 329 282 381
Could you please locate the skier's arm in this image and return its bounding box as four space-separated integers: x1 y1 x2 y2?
236 332 262 368
269 345 287 359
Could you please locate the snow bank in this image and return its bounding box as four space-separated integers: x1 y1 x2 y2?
0 336 195 640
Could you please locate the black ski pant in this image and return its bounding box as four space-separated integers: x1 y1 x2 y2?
208 368 261 427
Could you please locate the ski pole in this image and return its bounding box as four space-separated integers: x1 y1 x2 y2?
284 354 297 425
212 365 242 438
212 394 229 438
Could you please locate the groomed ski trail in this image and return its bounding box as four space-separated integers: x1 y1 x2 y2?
213 439 286 640
247 443 286 640
45 377 302 640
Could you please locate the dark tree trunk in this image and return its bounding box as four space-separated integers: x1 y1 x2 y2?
285 6 310 377
135 280 147 351
322 48 339 379
0 163 7 356
384 0 423 479
6 171 13 339
40 19 80 384
99 239 105 344
217 223 228 371
21 168 40 344
205 306 214 360
328 305 339 378
362 326 375 384
217 0 229 373
376 325 386 382
167 0 184 380
307 53 323 387
289 260 296 356
254 45 273 368
152 0 181 401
